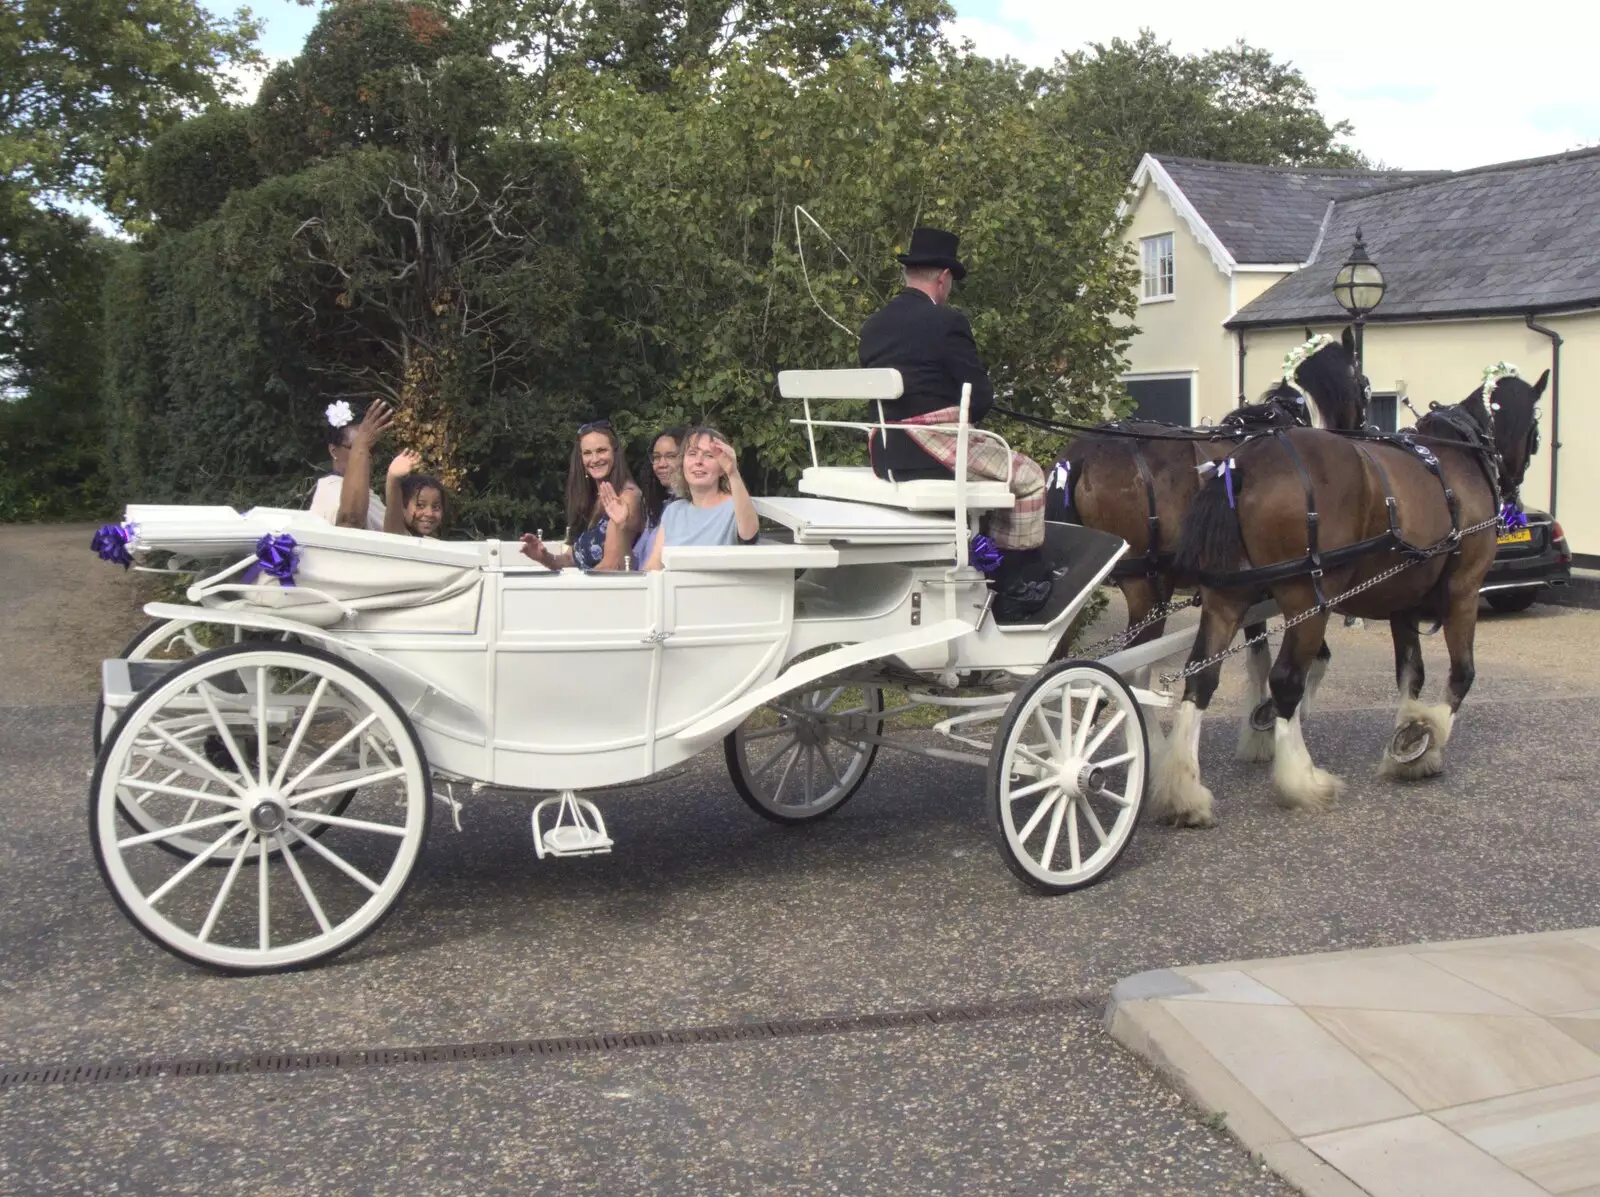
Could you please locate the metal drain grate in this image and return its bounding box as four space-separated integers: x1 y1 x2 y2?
0 993 1105 1089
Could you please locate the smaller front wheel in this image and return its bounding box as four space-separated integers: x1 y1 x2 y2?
725 683 883 824
989 660 1148 893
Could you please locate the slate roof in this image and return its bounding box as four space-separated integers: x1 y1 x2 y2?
1156 156 1444 264
1227 147 1600 328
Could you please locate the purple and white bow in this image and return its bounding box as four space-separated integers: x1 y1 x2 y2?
969 534 1004 577
243 533 299 586
91 523 136 569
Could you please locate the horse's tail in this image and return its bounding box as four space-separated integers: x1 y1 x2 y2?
1175 472 1245 577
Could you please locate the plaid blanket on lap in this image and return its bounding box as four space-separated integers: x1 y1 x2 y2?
892 406 1045 551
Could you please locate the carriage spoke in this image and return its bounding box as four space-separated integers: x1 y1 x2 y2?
277 831 332 934
258 835 270 951
1082 710 1127 760
118 809 241 849
291 809 409 837
287 766 406 808
1039 793 1068 871
284 823 383 894
817 742 846 791
121 776 240 810
1016 790 1060 842
1013 744 1055 771
282 712 379 797
1008 776 1058 801
1096 786 1132 807
146 824 249 906
198 687 253 783
1032 707 1060 755
1091 750 1136 769
256 667 270 784
198 830 256 942
741 724 793 742
147 722 251 798
1066 799 1082 872
770 743 802 805
1073 686 1104 756
1079 798 1109 847
271 677 329 790
812 686 846 712
752 735 799 777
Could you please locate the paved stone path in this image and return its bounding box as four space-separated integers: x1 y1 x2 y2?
1110 928 1600 1195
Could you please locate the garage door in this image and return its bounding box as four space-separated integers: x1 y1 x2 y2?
1124 376 1193 426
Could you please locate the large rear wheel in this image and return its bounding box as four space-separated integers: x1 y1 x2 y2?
91 642 431 973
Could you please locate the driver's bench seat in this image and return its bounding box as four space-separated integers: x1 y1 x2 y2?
778 369 1015 515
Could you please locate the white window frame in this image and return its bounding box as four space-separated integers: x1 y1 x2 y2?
1140 233 1176 303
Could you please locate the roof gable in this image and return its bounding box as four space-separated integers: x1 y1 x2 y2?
1147 155 1443 266
1229 147 1600 326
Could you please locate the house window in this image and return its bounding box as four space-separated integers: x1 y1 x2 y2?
1141 233 1175 301
1124 376 1193 425
1369 393 1398 433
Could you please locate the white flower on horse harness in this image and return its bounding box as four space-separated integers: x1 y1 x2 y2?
326 400 354 429
1278 333 1337 403
1478 361 1519 412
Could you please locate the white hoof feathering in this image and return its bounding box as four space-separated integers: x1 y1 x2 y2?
1235 645 1275 763
1272 713 1344 811
1380 697 1454 780
1302 654 1329 721
1152 701 1216 828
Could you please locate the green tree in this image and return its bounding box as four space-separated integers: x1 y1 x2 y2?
1056 30 1365 173
548 42 1138 489
1 0 259 221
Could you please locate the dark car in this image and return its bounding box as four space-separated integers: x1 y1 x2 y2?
1480 509 1571 612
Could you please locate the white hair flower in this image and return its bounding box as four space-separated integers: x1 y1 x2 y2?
326 400 354 429
1280 333 1336 398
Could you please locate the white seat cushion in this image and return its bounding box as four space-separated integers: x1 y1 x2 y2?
798 466 1014 512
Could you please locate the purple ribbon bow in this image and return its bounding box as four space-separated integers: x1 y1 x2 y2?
1499 502 1528 530
91 523 135 569
244 533 299 586
969 534 1004 577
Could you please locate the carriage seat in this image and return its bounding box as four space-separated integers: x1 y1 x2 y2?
798 466 1015 512
779 368 1015 515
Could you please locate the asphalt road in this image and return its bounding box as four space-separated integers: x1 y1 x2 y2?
3 523 1598 1194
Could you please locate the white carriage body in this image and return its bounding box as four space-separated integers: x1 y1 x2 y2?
122 487 1124 793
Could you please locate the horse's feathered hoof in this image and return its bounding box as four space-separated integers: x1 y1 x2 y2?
1379 701 1453 781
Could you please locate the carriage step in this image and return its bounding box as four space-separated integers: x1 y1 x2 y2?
531 792 613 859
100 658 186 711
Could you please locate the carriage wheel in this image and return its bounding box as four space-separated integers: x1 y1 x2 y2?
96 620 354 862
725 683 884 824
91 642 431 973
988 660 1148 893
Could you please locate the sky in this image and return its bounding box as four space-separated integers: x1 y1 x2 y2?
219 0 1600 172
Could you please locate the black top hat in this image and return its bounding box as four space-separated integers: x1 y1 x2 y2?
896 226 967 280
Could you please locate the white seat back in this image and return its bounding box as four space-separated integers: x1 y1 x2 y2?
777 368 903 401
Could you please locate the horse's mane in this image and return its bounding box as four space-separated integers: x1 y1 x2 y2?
1258 341 1359 430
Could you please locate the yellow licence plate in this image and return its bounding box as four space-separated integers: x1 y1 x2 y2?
1497 527 1532 545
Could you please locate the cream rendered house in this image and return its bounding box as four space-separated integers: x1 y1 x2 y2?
1120 150 1600 560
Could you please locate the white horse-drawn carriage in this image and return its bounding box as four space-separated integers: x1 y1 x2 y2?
92 370 1197 974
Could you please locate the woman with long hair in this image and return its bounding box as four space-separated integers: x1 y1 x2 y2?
644 426 758 570
520 420 643 571
634 425 685 566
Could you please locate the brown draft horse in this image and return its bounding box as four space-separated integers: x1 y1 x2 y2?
1052 330 1368 761
1156 368 1547 827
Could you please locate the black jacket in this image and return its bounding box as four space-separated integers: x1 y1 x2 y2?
858 289 996 478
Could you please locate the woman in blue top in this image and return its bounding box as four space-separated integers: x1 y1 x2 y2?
520 421 642 571
645 426 759 570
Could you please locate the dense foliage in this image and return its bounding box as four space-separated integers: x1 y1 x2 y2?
10 0 1369 528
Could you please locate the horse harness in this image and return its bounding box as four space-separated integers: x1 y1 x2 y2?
1197 412 1503 605
1103 398 1306 582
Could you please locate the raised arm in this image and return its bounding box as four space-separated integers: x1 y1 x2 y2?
337 401 392 528
712 439 759 543
383 449 420 535
595 483 643 570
